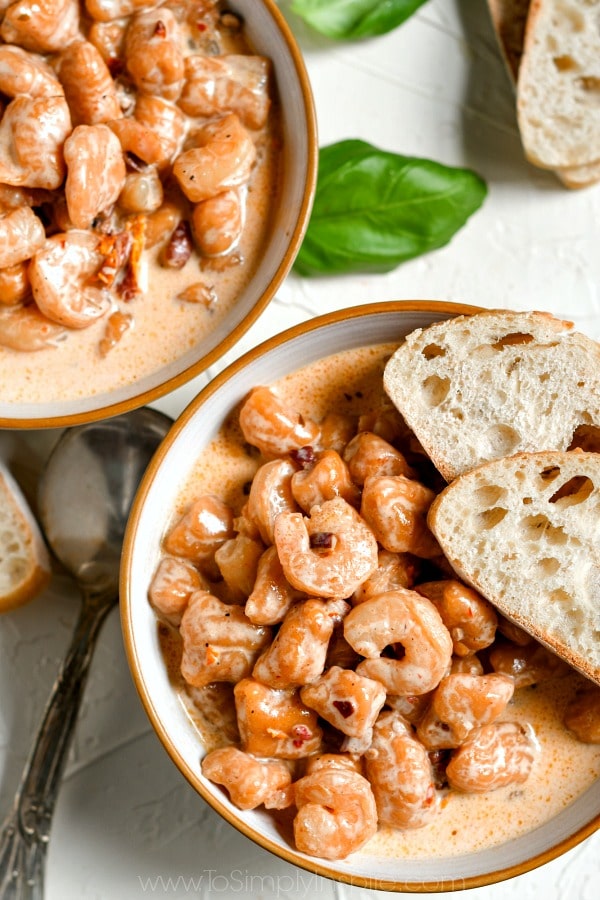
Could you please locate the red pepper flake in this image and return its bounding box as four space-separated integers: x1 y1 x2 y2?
332 699 355 719
197 20 207 31
153 19 167 37
291 724 312 747
290 446 316 469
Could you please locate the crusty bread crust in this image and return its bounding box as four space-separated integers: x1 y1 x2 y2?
0 461 51 612
428 450 600 685
383 309 600 482
517 0 600 169
487 0 600 187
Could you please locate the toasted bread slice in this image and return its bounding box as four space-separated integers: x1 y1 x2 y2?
516 0 600 169
0 460 51 612
487 0 600 187
383 309 600 482
428 450 600 684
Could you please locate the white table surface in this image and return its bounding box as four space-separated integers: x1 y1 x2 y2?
2 1 600 897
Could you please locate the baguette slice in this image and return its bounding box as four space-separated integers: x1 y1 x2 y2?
486 0 600 188
517 0 600 169
383 309 600 482
428 450 600 685
0 460 51 612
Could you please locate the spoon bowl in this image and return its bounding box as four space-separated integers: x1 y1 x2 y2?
0 407 172 900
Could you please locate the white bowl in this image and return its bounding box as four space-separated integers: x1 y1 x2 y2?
121 301 600 891
0 0 317 429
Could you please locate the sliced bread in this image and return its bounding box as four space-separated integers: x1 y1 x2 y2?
428 450 600 684
0 460 51 612
516 0 600 169
487 0 600 187
383 309 600 482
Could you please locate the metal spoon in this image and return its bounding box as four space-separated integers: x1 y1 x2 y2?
0 407 172 900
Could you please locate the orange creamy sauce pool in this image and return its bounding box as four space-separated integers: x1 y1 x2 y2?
156 343 600 858
0 1 281 404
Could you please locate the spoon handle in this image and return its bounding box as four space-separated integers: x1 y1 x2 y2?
0 593 114 899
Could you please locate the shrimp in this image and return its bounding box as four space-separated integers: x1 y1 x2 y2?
239 385 320 459
234 677 323 759
124 7 185 101
246 458 298 545
179 591 272 688
245 545 304 626
148 556 208 626
352 549 418 605
214 533 264 601
0 45 64 99
316 411 356 454
0 207 45 269
252 598 349 689
107 116 165 166
416 673 515 750
179 54 271 130
445 722 537 793
134 94 187 165
360 474 441 558
143 200 181 249
29 231 112 329
173 113 257 204
0 305 66 352
0 0 80 53
273 498 379 599
64 124 127 230
489 639 570 689
365 711 439 829
344 588 453 695
293 755 377 860
290 449 361 513
163 494 234 578
0 262 30 306
563 684 600 744
343 432 415 485
300 665 386 751
0 95 72 190
87 17 128 62
415 580 498 657
201 747 293 811
85 0 162 23
192 189 245 258
118 168 163 214
56 40 122 126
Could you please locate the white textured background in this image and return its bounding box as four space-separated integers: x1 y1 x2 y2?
1 0 599 897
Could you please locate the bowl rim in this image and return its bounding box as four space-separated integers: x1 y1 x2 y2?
120 299 600 892
0 0 318 431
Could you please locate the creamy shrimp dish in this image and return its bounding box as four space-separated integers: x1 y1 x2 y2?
0 1 280 402
148 344 600 862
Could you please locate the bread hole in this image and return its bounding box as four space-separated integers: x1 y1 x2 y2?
421 343 446 360
549 476 594 506
421 374 450 407
474 484 507 507
522 497 533 504
520 514 568 545
449 408 464 421
549 588 572 606
481 424 521 457
478 507 507 529
491 332 534 350
569 424 600 452
553 54 577 71
536 557 560 576
539 373 550 383
578 75 600 93
539 465 561 483
555 5 585 31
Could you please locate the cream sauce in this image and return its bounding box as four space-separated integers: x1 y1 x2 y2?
156 343 600 858
0 2 281 403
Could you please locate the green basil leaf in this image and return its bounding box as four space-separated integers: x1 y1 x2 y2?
294 140 487 277
290 0 427 39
